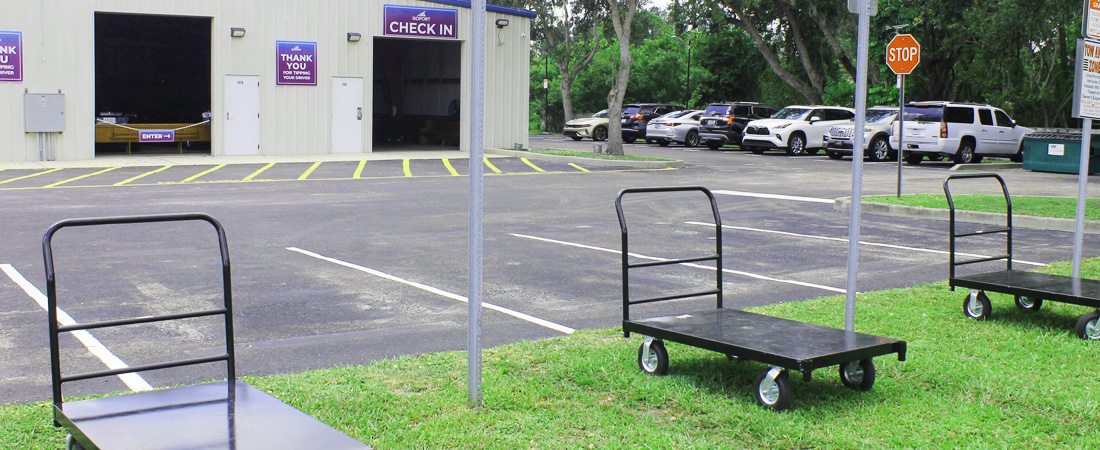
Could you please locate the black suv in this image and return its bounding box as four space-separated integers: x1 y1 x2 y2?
697 102 779 149
620 103 684 143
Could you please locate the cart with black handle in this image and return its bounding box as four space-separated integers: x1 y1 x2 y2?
45 214 371 450
945 173 1100 340
616 186 907 411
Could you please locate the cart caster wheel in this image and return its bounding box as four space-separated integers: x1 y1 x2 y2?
1014 295 1042 312
963 291 991 320
66 434 86 450
726 354 739 362
753 367 791 411
839 359 876 391
637 338 669 375
1075 311 1100 341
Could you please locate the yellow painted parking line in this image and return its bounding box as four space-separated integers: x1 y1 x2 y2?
0 168 62 184
115 165 171 186
443 159 460 176
182 164 226 182
45 167 119 188
354 160 367 179
483 158 502 174
521 158 547 173
569 163 590 173
244 163 276 181
403 159 412 177
298 162 322 180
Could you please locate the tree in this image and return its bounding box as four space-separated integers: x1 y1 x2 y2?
604 0 639 156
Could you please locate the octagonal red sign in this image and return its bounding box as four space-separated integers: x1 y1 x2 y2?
886 34 920 75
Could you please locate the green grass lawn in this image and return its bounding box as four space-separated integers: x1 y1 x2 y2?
865 194 1100 221
5 260 1100 449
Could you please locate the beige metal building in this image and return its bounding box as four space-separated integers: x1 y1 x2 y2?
0 0 533 162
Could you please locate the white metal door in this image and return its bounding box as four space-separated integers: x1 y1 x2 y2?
225 75 260 156
332 77 365 153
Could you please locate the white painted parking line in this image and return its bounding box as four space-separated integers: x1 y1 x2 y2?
511 234 846 294
2 264 153 392
286 247 575 335
711 189 835 204
684 221 1047 267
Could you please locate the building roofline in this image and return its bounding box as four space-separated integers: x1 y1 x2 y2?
423 0 538 19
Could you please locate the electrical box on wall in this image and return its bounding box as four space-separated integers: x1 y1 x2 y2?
25 93 66 133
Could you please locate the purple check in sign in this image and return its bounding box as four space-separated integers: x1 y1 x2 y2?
0 31 23 82
139 130 176 143
276 41 317 86
384 5 458 39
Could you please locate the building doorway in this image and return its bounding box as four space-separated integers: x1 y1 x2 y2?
372 38 461 151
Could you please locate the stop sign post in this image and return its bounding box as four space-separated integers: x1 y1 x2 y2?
887 33 920 197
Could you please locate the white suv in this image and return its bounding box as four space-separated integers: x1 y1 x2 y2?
824 106 898 162
891 102 1033 164
742 105 856 155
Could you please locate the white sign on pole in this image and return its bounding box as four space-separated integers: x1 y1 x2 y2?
848 0 878 15
1087 0 1100 40
1073 38 1100 119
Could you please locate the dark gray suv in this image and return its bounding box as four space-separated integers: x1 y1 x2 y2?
697 102 779 150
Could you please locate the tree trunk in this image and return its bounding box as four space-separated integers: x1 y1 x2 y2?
557 25 601 122
604 0 637 156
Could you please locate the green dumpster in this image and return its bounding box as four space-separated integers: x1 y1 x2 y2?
1021 132 1100 174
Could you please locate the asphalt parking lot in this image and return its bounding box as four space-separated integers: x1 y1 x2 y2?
2 136 1098 405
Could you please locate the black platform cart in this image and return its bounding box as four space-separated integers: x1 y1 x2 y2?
45 214 371 450
945 173 1100 340
616 186 907 411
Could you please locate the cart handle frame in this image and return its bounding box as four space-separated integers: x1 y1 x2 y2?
943 173 1013 284
616 186 723 336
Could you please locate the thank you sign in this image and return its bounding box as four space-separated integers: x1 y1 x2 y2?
384 5 458 39
0 31 22 82
276 41 317 86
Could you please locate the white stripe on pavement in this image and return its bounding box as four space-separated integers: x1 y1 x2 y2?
711 189 835 204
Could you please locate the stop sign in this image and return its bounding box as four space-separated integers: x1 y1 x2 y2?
885 34 920 75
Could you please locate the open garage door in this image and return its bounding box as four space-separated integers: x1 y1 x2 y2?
94 13 212 156
372 38 461 151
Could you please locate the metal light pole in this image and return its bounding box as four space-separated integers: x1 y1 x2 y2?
544 47 549 133
672 35 691 107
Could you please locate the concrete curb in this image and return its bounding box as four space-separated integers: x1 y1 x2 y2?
834 197 1100 234
948 162 1023 171
486 148 684 169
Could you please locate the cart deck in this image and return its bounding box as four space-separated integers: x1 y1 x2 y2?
945 173 1100 340
45 214 371 450
624 308 906 379
616 186 907 410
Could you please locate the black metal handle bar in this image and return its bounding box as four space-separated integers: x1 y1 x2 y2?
943 173 1013 282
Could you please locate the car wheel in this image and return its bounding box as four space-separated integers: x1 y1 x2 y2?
750 147 765 155
953 141 976 164
868 137 890 162
625 137 637 144
706 141 722 150
904 152 923 165
785 134 807 156
658 140 670 147
593 127 607 142
685 130 700 147
570 136 583 141
826 150 843 160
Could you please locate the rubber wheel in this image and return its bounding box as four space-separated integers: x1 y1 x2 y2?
593 127 607 142
706 140 722 150
685 130 700 147
953 141 977 164
750 147 765 155
66 434 86 450
637 339 669 375
753 368 792 411
963 291 992 320
785 134 807 156
1011 148 1024 162
570 136 583 141
1075 311 1100 340
839 359 876 391
826 150 843 160
658 140 670 147
905 152 923 165
624 137 637 144
1014 295 1043 312
868 137 890 162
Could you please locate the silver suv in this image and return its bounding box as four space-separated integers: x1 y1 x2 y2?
891 102 1033 164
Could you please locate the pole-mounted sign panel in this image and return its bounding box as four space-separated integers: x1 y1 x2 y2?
886 34 920 75
1086 0 1100 40
1073 38 1100 119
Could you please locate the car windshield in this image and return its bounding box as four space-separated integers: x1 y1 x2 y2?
771 107 812 120
866 109 897 123
703 105 731 116
622 106 640 116
659 110 693 119
902 105 944 122
593 110 609 118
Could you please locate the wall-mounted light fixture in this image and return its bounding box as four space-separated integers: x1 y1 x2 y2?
495 19 510 46
230 27 246 38
347 32 362 42
495 19 509 29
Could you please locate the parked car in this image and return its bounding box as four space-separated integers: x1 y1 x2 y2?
645 110 704 147
697 102 779 150
563 110 610 141
741 106 856 155
621 103 684 143
823 106 898 161
891 102 1033 164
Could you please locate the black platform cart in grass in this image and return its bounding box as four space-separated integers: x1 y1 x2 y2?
45 214 371 450
945 173 1100 340
616 186 907 411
